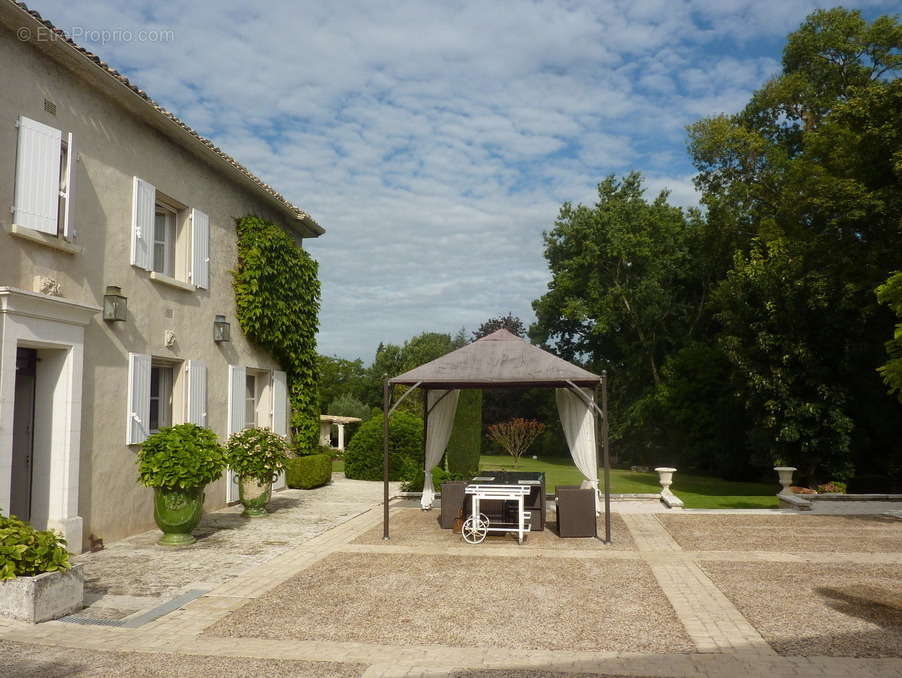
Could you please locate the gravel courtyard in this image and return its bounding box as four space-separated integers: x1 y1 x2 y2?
4 482 902 678
700 561 902 657
204 551 693 653
658 514 902 552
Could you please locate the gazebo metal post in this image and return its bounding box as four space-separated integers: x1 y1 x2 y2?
421 388 428 509
383 380 391 540
601 371 611 543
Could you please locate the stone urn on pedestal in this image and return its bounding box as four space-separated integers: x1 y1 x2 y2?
654 467 684 509
774 467 797 496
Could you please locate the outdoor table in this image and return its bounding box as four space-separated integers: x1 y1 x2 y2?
463 484 532 544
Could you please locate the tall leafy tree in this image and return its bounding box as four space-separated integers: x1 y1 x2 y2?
472 313 526 341
688 8 902 481
530 173 710 455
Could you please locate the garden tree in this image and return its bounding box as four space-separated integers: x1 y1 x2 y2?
877 272 902 402
530 173 712 457
487 419 545 467
316 354 367 413
472 313 526 341
326 393 371 421
687 8 902 482
711 239 856 480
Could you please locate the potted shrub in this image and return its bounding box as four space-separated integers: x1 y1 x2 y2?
0 512 83 622
225 426 290 516
136 423 226 545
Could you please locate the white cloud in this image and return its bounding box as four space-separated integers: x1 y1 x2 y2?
26 0 900 360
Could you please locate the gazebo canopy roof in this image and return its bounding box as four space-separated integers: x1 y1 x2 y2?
389 329 601 389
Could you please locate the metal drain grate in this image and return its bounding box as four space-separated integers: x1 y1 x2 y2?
59 588 210 628
57 616 126 627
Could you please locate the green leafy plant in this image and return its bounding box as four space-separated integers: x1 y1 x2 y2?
0 512 71 580
285 453 332 489
233 215 321 450
400 464 465 492
344 411 423 481
225 426 290 482
136 424 226 489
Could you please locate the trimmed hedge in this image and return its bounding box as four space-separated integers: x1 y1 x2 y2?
0 513 71 580
285 453 332 489
447 390 482 476
344 411 423 481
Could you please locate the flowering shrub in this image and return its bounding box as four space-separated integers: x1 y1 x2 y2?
816 481 847 494
225 426 290 482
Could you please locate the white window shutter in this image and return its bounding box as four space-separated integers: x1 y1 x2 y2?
127 353 151 445
62 132 76 240
271 370 288 437
186 360 207 427
226 365 246 502
131 177 154 270
14 116 62 234
227 365 246 435
190 208 210 289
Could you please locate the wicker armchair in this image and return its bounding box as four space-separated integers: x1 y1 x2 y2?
555 485 597 538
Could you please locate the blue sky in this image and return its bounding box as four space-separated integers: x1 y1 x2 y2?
29 0 898 361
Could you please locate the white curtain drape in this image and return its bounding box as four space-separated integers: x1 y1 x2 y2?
556 387 600 513
421 389 460 509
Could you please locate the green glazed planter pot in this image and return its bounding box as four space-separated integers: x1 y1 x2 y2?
153 486 205 546
237 477 272 517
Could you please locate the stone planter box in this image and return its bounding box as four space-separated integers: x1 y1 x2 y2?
0 564 84 623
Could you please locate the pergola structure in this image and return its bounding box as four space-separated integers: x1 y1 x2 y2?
382 329 612 542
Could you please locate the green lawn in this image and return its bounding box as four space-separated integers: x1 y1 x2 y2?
332 459 344 473
478 455 779 509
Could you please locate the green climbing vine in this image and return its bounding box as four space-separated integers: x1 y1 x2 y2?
233 215 320 452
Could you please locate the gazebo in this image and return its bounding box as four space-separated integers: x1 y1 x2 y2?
381 329 612 542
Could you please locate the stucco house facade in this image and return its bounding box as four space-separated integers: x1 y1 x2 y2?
0 2 323 552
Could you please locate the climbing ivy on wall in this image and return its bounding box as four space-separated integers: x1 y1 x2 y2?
233 215 321 452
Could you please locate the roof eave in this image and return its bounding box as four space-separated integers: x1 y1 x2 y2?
2 1 325 240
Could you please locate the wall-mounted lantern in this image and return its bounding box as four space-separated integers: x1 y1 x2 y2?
213 314 231 342
103 285 127 322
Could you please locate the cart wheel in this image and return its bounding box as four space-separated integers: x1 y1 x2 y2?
462 515 488 544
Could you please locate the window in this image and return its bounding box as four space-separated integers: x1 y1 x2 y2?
149 364 174 433
245 373 257 428
13 116 76 239
153 203 177 276
131 178 209 289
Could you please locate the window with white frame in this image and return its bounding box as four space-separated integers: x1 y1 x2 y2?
153 203 177 276
245 373 258 428
149 363 174 433
127 354 207 445
131 177 210 289
14 115 76 239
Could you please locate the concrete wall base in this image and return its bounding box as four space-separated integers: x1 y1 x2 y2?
0 564 83 623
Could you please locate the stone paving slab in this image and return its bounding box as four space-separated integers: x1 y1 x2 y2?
73 476 399 615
